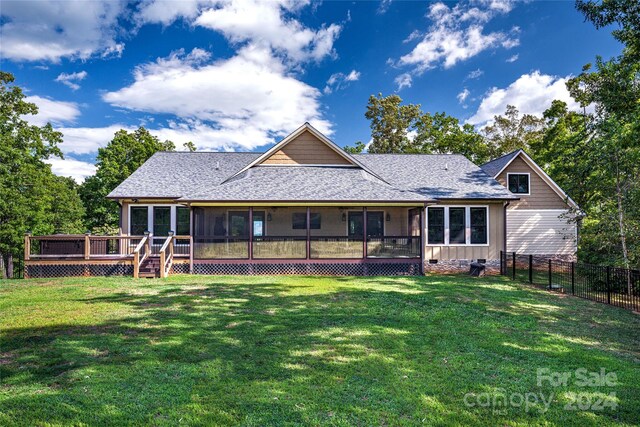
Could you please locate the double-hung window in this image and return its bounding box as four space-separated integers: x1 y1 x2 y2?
427 206 489 245
508 173 530 194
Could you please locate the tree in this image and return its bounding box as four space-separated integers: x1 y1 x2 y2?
183 141 197 152
564 0 640 271
359 94 490 162
365 93 421 153
414 112 491 164
343 140 367 154
481 105 545 157
0 72 84 278
79 128 175 232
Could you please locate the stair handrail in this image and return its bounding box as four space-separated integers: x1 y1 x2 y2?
159 232 174 278
133 232 150 279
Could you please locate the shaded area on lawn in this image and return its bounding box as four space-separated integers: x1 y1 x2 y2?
0 275 639 426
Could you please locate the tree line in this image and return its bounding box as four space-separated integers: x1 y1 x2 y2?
1 0 638 277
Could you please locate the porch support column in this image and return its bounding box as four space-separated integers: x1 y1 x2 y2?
420 205 426 275
306 207 311 260
249 207 254 260
363 207 368 259
189 206 194 274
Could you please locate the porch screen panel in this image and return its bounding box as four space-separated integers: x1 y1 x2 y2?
253 207 306 259
367 212 384 237
193 207 249 259
310 207 362 258
449 208 466 244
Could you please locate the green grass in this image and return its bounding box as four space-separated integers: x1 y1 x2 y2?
1 274 639 426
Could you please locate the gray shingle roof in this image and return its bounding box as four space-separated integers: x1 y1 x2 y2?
354 154 516 200
108 151 517 202
480 149 521 178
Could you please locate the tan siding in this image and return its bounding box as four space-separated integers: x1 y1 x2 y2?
261 130 352 165
507 209 576 255
497 157 568 210
121 202 129 235
425 203 504 261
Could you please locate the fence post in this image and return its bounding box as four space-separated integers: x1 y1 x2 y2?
529 254 533 284
500 250 503 275
24 232 31 261
606 266 611 305
571 262 575 295
548 259 552 290
512 252 516 280
84 232 91 260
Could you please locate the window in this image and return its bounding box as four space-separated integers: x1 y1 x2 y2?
426 206 489 246
229 211 249 237
449 207 466 244
176 207 190 235
427 207 445 244
470 207 488 244
130 207 148 235
348 211 363 237
153 207 171 236
292 213 306 229
508 173 529 194
292 212 321 229
367 212 384 237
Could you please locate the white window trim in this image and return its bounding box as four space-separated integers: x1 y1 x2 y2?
507 172 531 196
128 204 185 236
425 205 490 247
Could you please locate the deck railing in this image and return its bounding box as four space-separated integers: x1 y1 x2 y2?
26 234 147 260
366 236 421 258
159 233 174 278
310 236 363 259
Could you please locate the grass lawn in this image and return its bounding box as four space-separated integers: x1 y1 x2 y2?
1 274 639 426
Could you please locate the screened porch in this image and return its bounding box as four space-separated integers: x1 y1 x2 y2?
192 206 423 260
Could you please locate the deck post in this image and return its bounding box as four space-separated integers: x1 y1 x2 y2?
306 207 310 260
420 207 425 275
249 207 253 261
24 233 31 261
529 254 533 283
189 207 194 274
84 232 91 260
363 207 368 260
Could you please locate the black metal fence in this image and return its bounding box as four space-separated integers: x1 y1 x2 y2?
500 251 640 312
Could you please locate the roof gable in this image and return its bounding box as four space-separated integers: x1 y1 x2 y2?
261 129 352 165
484 149 579 209
224 122 386 183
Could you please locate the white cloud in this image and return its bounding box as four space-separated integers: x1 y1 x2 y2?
47 156 96 183
394 73 412 91
466 68 484 80
102 46 332 151
377 0 392 15
467 71 582 126
57 124 134 155
0 0 125 62
55 71 88 90
136 0 341 64
457 88 470 103
397 1 518 73
24 96 81 126
506 53 519 63
324 70 360 94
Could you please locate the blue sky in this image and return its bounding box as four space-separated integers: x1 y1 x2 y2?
1 0 622 181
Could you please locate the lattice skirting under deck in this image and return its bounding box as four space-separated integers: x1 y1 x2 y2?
192 262 421 276
26 263 134 278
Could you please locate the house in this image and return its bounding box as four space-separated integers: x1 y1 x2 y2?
24 123 579 278
481 149 580 260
